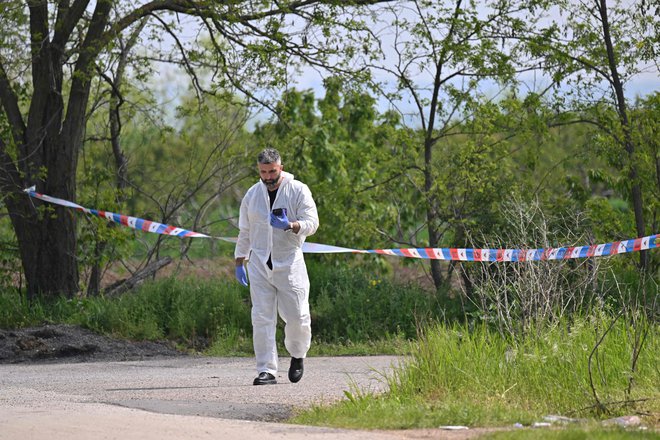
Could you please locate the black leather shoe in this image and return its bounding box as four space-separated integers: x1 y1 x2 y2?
288 357 304 383
253 372 277 385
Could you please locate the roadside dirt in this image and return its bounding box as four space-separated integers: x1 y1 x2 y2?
0 323 186 364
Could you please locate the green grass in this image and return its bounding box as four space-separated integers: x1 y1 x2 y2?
292 319 659 431
308 333 413 356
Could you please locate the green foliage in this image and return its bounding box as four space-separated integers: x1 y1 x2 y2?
254 78 405 251
584 197 635 242
307 259 443 343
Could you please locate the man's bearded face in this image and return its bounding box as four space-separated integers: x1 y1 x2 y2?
258 162 283 190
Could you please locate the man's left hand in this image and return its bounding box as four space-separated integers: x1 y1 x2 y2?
270 210 291 230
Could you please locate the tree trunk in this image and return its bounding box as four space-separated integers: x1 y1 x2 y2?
598 0 647 269
428 220 445 291
421 2 462 293
86 240 106 297
424 137 445 291
2 46 80 299
87 19 146 296
5 189 79 300
0 0 112 299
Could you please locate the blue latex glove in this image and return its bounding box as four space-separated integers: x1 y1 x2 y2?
235 265 248 286
270 208 291 230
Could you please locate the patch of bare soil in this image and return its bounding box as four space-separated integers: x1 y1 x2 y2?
0 324 187 364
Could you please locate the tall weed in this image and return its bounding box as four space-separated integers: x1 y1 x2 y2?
0 290 45 328
464 198 607 338
0 277 253 350
403 319 659 415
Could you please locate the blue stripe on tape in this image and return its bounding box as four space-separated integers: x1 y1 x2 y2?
417 248 431 259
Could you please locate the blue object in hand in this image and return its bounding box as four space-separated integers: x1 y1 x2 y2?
270 208 290 230
235 265 248 286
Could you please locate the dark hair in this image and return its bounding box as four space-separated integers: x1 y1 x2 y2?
257 148 281 164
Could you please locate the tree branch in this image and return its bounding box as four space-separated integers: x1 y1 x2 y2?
0 62 26 147
0 140 22 194
149 12 203 101
52 0 91 50
63 0 113 150
356 167 419 193
111 0 397 36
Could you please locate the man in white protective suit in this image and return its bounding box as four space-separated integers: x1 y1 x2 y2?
234 148 319 385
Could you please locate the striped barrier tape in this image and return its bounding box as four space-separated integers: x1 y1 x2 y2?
24 188 658 262
25 188 213 239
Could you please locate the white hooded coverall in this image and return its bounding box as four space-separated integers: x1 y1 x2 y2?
235 171 319 375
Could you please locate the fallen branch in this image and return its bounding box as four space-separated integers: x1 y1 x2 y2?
103 257 172 297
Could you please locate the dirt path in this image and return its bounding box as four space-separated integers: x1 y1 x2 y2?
0 356 500 440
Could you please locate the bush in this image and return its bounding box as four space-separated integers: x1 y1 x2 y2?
307 261 441 343
0 277 253 351
82 278 253 348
